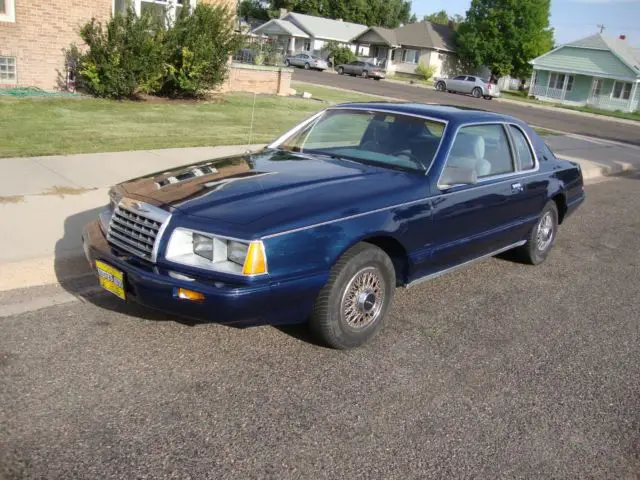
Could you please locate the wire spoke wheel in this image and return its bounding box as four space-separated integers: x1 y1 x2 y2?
340 267 385 329
536 212 554 252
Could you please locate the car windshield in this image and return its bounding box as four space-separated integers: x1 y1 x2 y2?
278 109 446 172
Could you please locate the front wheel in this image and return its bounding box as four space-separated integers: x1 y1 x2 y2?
310 243 395 349
472 87 482 98
362 70 369 79
284 59 290 67
517 201 559 265
338 67 344 75
304 62 310 70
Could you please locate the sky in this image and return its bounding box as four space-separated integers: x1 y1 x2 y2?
411 0 640 47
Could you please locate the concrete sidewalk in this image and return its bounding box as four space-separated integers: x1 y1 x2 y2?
0 137 637 292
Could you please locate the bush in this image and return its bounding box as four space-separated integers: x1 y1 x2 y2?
326 41 357 67
76 3 240 99
78 8 165 98
415 62 436 81
162 4 241 97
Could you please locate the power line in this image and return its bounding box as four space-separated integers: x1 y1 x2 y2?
597 24 605 33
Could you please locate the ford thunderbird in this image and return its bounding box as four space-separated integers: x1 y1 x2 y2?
82 103 584 349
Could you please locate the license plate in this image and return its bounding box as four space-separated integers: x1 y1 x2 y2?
96 260 126 300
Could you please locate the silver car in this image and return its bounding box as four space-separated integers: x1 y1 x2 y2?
434 75 500 99
284 53 328 71
337 61 386 80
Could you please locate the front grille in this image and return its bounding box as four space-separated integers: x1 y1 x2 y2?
107 199 170 261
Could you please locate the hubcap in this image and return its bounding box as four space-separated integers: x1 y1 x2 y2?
536 212 554 251
341 267 385 329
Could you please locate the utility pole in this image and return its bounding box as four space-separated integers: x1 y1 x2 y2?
597 24 606 34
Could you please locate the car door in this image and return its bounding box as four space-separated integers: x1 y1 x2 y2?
449 75 466 92
461 76 476 93
424 123 526 274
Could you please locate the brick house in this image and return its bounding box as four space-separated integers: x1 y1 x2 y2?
0 0 237 91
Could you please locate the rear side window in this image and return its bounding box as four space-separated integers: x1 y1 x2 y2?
509 125 535 170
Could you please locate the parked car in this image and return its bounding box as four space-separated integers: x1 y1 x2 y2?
337 61 386 80
435 75 500 99
83 103 584 349
284 53 328 71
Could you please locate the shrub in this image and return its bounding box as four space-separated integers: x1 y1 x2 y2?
78 8 165 98
326 41 357 67
162 3 241 97
415 62 436 81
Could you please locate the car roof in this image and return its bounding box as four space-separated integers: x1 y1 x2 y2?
330 102 519 124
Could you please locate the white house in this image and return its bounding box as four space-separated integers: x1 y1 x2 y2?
251 11 368 57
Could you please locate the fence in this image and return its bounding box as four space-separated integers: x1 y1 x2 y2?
233 37 286 67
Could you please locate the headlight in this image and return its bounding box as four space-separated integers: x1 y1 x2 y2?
165 228 267 276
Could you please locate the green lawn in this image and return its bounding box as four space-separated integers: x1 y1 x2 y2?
501 90 640 122
0 84 381 158
387 72 434 87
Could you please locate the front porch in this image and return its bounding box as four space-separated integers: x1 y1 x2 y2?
530 69 640 112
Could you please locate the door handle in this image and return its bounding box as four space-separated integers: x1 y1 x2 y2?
511 182 524 193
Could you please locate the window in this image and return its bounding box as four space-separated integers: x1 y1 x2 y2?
548 72 574 91
0 57 16 83
0 0 15 22
445 124 514 179
303 40 311 51
116 0 192 26
612 81 632 100
509 125 535 170
280 110 446 172
593 78 604 96
466 76 476 82
401 49 420 64
454 75 466 81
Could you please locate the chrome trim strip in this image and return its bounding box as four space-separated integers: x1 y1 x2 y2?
435 121 540 190
405 240 527 288
151 214 172 263
261 196 430 240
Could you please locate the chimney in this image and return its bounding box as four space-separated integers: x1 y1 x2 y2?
619 34 626 40
279 8 288 18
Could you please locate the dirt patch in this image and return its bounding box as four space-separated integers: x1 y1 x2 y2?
0 195 25 205
134 93 225 105
41 186 96 198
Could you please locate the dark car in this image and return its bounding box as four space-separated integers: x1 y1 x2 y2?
83 103 584 349
337 61 386 79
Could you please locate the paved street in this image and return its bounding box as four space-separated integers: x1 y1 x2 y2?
293 70 640 147
1 173 639 478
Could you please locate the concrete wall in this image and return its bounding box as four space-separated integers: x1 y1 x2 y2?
220 63 293 96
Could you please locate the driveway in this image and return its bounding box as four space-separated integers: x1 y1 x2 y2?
292 69 640 147
1 173 639 478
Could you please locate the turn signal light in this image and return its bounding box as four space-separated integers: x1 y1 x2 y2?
242 241 267 275
176 288 205 302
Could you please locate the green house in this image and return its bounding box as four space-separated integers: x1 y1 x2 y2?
529 33 639 112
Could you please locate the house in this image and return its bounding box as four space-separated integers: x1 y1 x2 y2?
350 21 456 77
0 0 237 91
529 33 640 112
251 11 368 57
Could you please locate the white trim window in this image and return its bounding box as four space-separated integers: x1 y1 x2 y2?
548 72 574 91
0 56 17 83
401 49 421 65
611 81 632 100
303 40 311 52
0 0 16 23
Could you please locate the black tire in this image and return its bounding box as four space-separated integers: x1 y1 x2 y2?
310 243 396 349
362 70 369 79
284 59 290 67
338 67 344 75
304 62 310 70
436 81 446 92
517 201 559 265
472 87 482 98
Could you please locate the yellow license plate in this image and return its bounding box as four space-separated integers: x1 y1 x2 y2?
96 260 126 300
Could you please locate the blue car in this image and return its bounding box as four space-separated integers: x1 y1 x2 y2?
83 103 585 349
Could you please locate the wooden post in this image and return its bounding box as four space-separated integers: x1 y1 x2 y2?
530 70 537 97
561 73 569 102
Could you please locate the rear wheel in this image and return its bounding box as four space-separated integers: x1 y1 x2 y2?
310 243 395 349
436 81 446 92
338 67 344 75
362 70 369 79
304 62 310 70
472 87 482 98
517 201 559 265
284 59 290 67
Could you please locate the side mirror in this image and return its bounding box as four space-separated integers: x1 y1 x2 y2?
438 166 478 189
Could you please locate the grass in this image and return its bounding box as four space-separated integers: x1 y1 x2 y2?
501 90 640 122
0 83 381 158
387 72 434 87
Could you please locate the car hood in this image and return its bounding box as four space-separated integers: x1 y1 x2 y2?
117 149 423 234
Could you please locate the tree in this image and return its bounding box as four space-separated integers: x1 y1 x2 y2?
239 0 270 20
455 0 554 78
424 9 448 25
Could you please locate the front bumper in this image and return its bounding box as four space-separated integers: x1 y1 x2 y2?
82 220 326 327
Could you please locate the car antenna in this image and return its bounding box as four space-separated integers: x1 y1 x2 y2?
246 92 257 153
